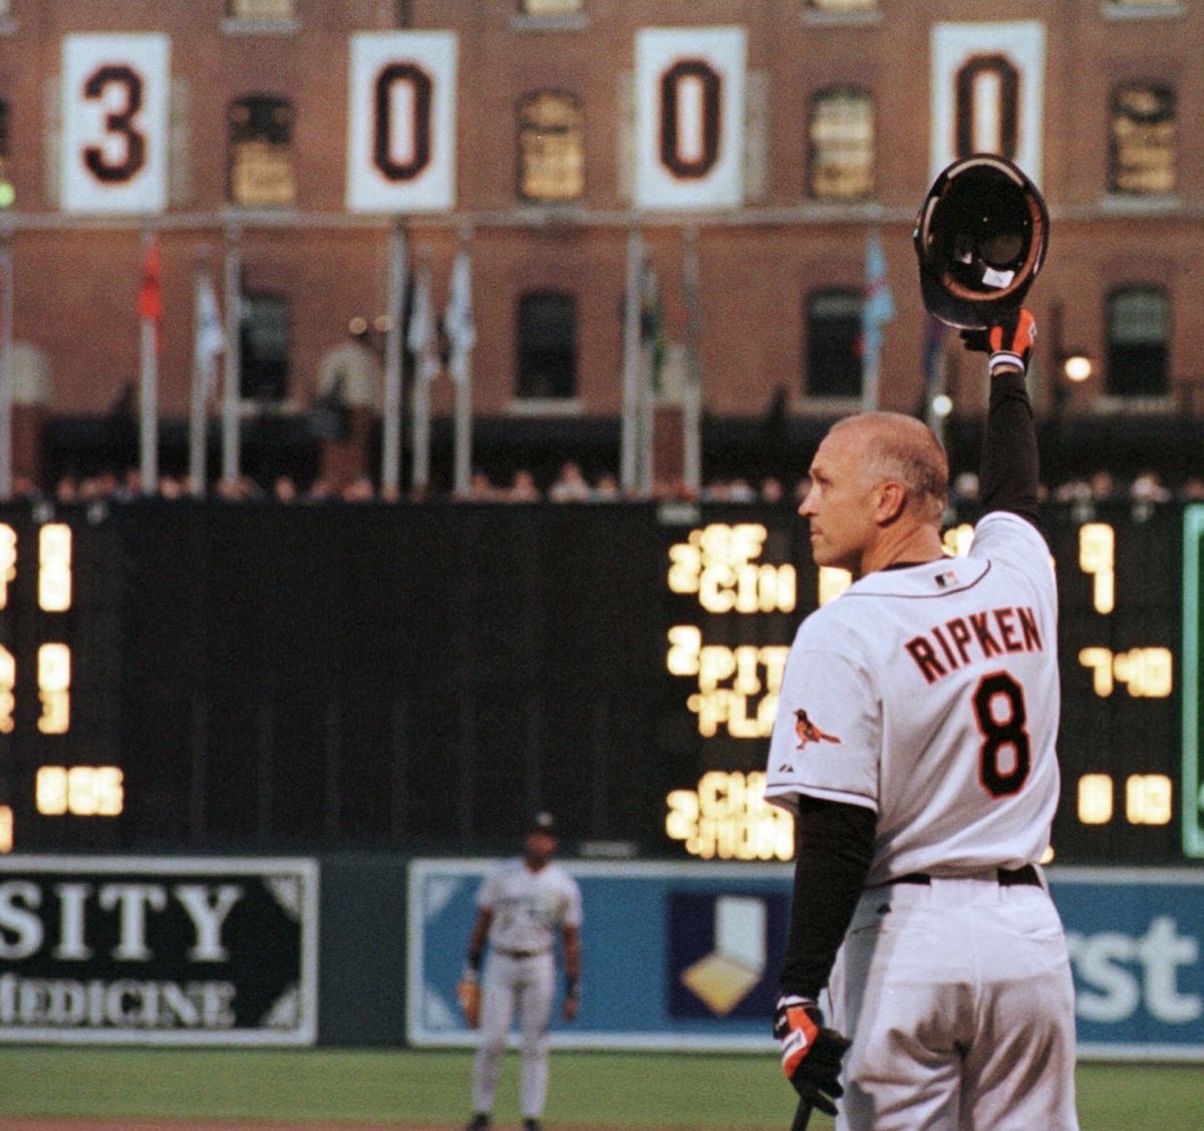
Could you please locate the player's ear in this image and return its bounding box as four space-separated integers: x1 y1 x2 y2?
874 480 908 524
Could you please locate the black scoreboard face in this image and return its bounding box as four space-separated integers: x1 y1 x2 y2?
0 500 1199 865
660 502 1203 866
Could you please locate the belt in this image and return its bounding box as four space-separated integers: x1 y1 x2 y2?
882 864 1041 888
496 947 549 959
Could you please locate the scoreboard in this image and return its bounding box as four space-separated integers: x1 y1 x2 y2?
659 501 1201 866
0 500 1199 865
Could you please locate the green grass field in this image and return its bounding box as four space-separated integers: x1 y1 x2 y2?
0 1048 1197 1128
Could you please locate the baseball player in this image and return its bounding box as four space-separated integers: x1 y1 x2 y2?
459 811 582 1131
765 310 1078 1129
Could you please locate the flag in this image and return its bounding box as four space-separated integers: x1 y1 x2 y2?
639 256 665 392
406 260 440 384
194 269 226 394
443 247 476 386
860 228 895 406
137 236 163 353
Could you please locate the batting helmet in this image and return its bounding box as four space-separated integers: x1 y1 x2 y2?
913 154 1049 330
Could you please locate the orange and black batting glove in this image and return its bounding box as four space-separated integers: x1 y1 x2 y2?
773 994 851 1118
960 308 1037 377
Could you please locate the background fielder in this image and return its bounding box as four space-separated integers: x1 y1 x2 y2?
765 310 1078 1129
458 811 582 1131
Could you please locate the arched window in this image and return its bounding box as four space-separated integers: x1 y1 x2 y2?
228 95 296 207
240 291 291 401
1106 287 1169 398
805 289 862 399
1109 83 1176 196
807 87 874 201
518 91 584 203
517 291 577 399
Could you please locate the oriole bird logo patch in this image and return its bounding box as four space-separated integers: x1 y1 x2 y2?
795 708 842 750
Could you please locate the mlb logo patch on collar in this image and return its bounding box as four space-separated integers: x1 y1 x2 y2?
934 569 959 589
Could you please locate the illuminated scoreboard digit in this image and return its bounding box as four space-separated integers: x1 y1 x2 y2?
662 503 1198 865
0 513 123 852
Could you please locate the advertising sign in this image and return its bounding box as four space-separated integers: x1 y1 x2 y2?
0 856 319 1045
408 860 1204 1060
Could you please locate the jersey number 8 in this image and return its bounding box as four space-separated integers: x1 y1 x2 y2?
972 672 1031 798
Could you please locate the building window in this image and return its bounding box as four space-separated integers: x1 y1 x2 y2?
1109 83 1176 195
805 289 862 399
520 0 583 14
241 291 291 401
518 92 585 203
229 96 296 208
807 87 874 201
517 292 577 399
228 0 295 18
1106 287 1169 397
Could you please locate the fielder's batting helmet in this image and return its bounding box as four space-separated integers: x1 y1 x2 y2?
913 154 1049 330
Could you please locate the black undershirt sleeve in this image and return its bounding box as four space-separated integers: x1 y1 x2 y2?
978 369 1040 527
779 794 876 1000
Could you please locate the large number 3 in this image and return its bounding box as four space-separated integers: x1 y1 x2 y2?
972 672 1031 797
83 65 146 183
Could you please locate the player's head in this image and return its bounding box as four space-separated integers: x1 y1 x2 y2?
523 810 559 865
800 412 948 574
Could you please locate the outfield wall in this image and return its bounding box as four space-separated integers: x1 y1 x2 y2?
1 855 1200 1059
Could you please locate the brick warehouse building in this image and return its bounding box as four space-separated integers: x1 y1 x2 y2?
0 0 1200 496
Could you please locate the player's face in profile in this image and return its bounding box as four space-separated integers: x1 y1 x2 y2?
798 425 879 574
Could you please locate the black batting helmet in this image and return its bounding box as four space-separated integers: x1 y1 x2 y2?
913 154 1049 330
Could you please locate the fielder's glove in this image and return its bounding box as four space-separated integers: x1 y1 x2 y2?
456 969 482 1029
960 308 1037 378
773 995 851 1118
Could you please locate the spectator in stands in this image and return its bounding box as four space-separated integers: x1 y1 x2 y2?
504 469 542 503
273 476 299 503
548 460 593 503
1180 476 1204 501
592 472 621 502
341 474 376 502
760 477 785 504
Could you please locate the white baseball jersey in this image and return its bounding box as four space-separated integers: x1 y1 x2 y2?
479 859 582 954
765 511 1060 885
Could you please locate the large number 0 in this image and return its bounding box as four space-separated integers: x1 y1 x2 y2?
972 672 1031 797
373 63 432 181
659 60 721 178
83 65 146 183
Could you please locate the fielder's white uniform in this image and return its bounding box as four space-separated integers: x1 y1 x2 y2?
766 511 1078 1130
471 858 582 1121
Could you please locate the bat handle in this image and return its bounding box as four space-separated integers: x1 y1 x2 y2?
790 1096 813 1131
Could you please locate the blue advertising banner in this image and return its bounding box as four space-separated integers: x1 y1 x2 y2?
406 861 1204 1060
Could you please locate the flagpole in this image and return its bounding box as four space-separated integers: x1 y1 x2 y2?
381 220 407 497
620 224 643 495
637 254 657 498
221 226 242 485
682 225 702 496
138 225 159 495
189 251 208 497
409 251 433 492
860 226 895 413
0 230 12 501
448 226 475 496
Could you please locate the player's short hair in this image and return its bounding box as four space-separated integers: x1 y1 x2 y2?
832 412 949 522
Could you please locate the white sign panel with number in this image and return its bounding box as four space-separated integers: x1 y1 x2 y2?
930 21 1046 186
346 31 458 213
60 33 171 214
634 26 746 211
